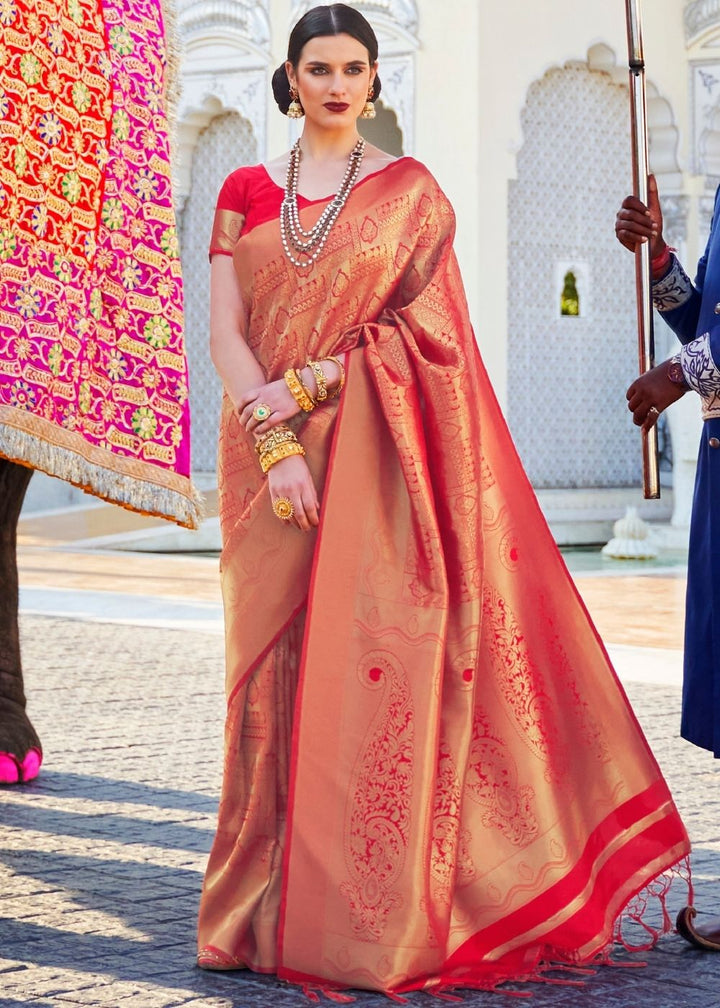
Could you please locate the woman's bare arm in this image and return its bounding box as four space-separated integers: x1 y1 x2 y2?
209 255 266 405
208 254 320 531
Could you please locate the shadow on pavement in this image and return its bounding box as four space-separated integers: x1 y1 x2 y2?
3 804 215 852
17 769 220 813
1 771 412 1005
0 1001 57 1008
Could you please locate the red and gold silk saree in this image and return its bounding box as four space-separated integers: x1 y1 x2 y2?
198 158 690 995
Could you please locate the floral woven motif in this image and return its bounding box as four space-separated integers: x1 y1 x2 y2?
0 0 198 527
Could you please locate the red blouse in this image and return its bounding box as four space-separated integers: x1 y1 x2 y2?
208 159 412 257
209 164 316 256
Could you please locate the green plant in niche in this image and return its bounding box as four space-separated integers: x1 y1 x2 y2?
560 270 580 316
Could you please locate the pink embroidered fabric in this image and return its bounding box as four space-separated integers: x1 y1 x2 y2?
0 0 199 526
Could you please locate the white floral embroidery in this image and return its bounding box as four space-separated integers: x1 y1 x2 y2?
679 332 720 419
652 256 694 312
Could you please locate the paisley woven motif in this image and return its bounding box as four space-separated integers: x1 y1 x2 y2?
339 650 414 942
0 0 198 526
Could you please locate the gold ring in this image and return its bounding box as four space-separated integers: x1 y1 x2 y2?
272 497 294 521
253 403 272 422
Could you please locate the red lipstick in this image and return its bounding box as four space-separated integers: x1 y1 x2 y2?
324 102 350 113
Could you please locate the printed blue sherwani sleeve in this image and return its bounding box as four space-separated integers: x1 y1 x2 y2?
652 185 720 344
652 254 702 343
676 331 720 418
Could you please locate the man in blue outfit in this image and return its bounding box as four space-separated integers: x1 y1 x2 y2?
617 174 720 950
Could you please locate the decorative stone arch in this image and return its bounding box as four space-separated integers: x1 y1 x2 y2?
575 45 680 180
175 93 262 212
686 0 720 45
506 51 681 491
585 44 685 253
178 107 259 473
511 45 686 260
686 5 720 191
289 0 419 152
172 1 271 474
175 0 271 208
506 44 681 193
178 0 270 53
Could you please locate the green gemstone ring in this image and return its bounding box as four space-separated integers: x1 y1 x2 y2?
252 403 272 422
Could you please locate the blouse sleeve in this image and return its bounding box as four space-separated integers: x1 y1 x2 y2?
209 170 248 258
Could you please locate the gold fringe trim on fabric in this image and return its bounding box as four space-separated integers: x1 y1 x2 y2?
0 412 203 529
157 0 184 207
160 0 181 123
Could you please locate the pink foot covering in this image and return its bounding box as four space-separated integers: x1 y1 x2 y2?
0 748 42 784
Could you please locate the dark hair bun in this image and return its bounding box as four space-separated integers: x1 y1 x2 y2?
272 63 292 115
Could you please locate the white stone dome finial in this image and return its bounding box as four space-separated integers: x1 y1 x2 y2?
601 506 658 560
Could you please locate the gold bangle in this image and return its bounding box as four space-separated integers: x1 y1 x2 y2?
257 433 297 455
255 425 296 454
307 360 328 402
284 368 315 412
259 440 306 474
296 368 314 403
323 355 345 398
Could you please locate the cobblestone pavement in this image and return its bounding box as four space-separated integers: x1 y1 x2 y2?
2 552 720 1007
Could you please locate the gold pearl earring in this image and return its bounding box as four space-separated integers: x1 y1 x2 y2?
287 86 304 119
361 85 376 120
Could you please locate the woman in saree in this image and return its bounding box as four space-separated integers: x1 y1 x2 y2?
197 3 690 997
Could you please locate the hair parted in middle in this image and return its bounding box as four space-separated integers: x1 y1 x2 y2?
271 3 382 116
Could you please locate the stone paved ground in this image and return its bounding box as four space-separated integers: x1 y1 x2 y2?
2 600 720 1006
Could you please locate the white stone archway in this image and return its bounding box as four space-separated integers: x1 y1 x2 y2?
173 0 272 474
507 50 682 506
178 108 259 473
175 0 272 209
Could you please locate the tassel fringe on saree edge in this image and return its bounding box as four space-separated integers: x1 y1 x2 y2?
0 423 203 529
198 856 692 1003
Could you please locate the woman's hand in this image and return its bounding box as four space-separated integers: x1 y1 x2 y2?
268 454 320 532
615 174 666 265
626 360 688 431
238 379 301 435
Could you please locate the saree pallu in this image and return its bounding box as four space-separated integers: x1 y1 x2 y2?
198 159 690 994
0 0 199 527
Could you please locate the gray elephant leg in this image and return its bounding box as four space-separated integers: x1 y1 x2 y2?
0 457 41 784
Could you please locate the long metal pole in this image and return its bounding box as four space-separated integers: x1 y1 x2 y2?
626 0 660 499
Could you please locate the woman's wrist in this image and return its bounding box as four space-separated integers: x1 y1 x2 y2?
255 424 305 473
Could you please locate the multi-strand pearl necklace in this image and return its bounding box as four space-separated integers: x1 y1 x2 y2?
280 137 366 269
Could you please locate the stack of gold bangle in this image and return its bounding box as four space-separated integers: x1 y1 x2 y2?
255 424 305 473
284 357 347 412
